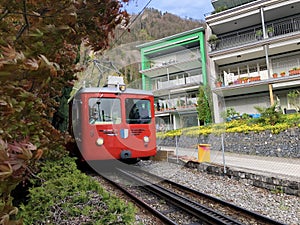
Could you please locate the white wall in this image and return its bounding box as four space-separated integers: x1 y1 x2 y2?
224 93 270 114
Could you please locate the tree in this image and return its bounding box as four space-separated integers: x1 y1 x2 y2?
0 1 131 223
287 90 300 111
197 85 212 124
0 0 130 132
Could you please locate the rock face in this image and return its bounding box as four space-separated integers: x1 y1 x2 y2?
157 127 300 158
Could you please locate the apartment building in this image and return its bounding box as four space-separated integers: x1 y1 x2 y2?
206 0 300 122
137 27 207 131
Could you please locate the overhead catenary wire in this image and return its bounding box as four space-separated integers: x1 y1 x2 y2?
112 0 153 47
88 0 154 88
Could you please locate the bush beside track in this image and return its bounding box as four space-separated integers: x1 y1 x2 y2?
19 157 136 225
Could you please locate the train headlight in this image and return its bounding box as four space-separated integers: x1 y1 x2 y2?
96 137 104 146
143 136 150 143
119 84 126 92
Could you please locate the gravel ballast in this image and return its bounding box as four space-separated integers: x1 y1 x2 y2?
137 160 299 225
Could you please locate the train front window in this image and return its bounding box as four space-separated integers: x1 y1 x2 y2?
89 98 121 124
126 99 152 124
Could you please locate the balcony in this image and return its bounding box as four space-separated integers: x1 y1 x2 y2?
149 47 200 69
213 72 300 97
155 102 197 114
211 0 256 11
216 69 300 87
141 47 202 78
210 15 300 52
153 74 201 91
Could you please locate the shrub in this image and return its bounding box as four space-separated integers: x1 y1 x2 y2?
254 104 282 125
287 90 300 111
157 112 300 139
0 81 69 160
221 107 240 121
0 138 41 225
19 157 136 224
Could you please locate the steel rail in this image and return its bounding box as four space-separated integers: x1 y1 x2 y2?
97 171 177 225
118 168 244 225
137 168 287 225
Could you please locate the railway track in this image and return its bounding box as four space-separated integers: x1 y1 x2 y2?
97 165 287 225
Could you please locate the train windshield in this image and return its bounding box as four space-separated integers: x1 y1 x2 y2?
89 98 121 124
126 98 152 124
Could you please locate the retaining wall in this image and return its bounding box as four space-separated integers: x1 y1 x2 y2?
158 128 300 196
157 127 300 158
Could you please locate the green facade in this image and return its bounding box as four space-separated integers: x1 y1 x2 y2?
138 27 207 90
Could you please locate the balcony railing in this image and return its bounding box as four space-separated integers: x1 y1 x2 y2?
149 47 200 69
155 103 197 114
215 69 300 88
212 15 300 51
154 74 201 91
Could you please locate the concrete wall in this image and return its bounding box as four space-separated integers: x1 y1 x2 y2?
225 93 270 114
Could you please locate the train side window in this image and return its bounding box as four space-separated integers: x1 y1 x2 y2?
88 98 121 124
126 99 151 124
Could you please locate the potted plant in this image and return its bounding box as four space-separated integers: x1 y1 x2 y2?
235 78 242 84
280 71 286 77
289 67 300 75
255 29 263 40
215 75 222 87
242 77 249 83
208 34 219 50
272 73 278 78
267 26 274 37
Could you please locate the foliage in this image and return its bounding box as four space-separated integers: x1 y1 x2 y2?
197 85 212 124
254 104 282 125
221 107 240 120
287 90 300 111
241 113 250 120
0 81 69 160
20 157 136 225
0 0 130 127
212 6 228 14
157 113 300 138
256 29 263 37
114 8 204 45
267 26 274 33
215 75 222 83
0 138 41 225
0 0 131 222
207 34 218 44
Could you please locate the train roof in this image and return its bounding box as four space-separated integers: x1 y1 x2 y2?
75 86 154 96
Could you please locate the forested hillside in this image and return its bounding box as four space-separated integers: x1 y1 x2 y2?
115 8 205 44
76 8 205 89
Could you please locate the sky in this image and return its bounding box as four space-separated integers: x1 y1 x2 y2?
123 0 215 20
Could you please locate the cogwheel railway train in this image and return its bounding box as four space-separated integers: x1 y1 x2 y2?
69 76 157 163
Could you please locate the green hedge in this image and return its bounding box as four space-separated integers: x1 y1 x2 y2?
20 157 136 225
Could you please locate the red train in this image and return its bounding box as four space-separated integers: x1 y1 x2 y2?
70 76 157 163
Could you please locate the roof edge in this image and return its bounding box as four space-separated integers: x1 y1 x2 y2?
136 27 205 49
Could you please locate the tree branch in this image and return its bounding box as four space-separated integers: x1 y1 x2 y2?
16 0 30 40
23 0 30 29
0 8 9 21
